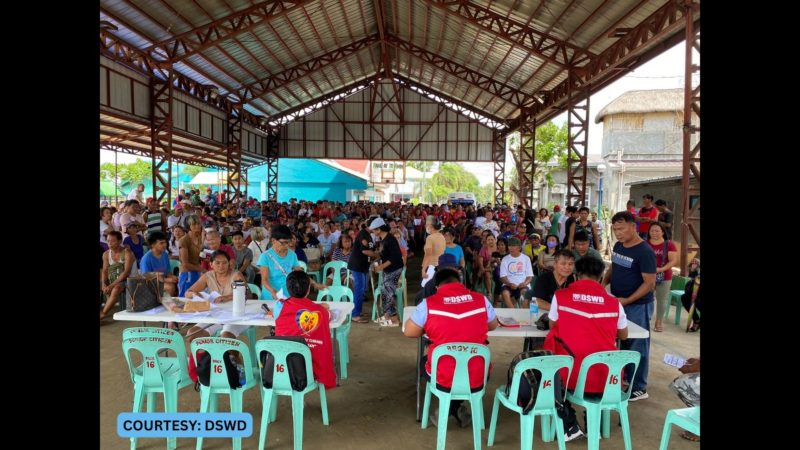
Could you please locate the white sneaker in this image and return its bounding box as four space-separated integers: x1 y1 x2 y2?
628 390 649 402
564 425 585 442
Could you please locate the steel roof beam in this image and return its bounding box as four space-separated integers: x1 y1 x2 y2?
386 34 539 110
237 35 380 103
509 0 691 130
425 0 595 69
143 0 316 63
100 31 268 131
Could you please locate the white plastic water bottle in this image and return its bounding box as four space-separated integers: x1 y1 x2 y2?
529 301 539 326
232 280 246 316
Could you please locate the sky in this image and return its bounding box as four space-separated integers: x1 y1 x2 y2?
463 40 694 186
102 41 694 187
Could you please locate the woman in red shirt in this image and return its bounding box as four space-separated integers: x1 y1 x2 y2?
274 271 337 389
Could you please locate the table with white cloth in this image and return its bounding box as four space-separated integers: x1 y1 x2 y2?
402 306 649 421
115 299 354 384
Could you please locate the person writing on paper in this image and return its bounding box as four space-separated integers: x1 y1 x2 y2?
273 270 337 389
184 250 249 340
543 256 629 441
404 264 498 427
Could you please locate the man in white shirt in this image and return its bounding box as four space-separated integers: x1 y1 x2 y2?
479 210 500 238
499 237 534 308
127 183 145 202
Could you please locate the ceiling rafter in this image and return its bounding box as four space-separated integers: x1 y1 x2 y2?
510 0 692 130
425 0 596 69
334 0 372 80
100 30 268 130
236 35 380 104
386 34 539 111
102 4 280 116
315 0 362 84
143 0 315 63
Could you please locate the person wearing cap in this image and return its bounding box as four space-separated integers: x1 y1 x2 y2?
522 233 545 267
403 257 499 427
499 237 534 308
370 216 405 326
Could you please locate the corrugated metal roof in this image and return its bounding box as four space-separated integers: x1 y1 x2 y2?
100 0 695 163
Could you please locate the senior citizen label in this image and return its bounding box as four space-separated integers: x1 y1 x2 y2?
117 413 252 438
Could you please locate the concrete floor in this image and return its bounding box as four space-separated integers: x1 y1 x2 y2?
101 253 700 449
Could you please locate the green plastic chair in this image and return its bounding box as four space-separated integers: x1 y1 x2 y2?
487 355 574 450
248 283 262 298
322 260 350 287
210 326 260 371
370 268 407 322
566 350 640 450
665 276 690 325
297 261 308 272
255 339 329 450
316 286 353 378
191 337 258 450
658 406 699 450
122 327 193 450
169 259 180 276
421 342 491 450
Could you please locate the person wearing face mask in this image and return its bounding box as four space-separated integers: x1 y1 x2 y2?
537 234 561 273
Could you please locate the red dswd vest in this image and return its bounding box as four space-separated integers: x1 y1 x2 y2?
545 280 621 393
275 297 337 389
424 283 490 389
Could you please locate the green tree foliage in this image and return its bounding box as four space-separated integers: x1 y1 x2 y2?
475 183 495 205
182 165 205 178
507 121 568 195
428 163 480 203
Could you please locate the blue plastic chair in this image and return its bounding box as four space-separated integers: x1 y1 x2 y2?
255 339 329 450
191 337 258 450
317 286 354 377
658 406 700 450
209 326 260 371
665 276 690 325
487 355 574 450
122 327 193 450
421 342 491 450
322 260 350 287
566 350 640 450
248 283 262 298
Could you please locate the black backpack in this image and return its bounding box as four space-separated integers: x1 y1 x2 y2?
258 336 310 391
196 350 241 390
505 349 558 414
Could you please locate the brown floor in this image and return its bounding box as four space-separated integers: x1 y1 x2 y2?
101 252 700 449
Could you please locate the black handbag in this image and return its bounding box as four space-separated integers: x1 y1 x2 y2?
125 273 164 312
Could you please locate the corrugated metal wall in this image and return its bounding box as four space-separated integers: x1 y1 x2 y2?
279 82 494 161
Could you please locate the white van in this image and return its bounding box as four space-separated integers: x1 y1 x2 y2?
447 192 476 205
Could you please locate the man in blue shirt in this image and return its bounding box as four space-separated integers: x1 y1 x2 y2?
139 231 178 296
602 211 656 401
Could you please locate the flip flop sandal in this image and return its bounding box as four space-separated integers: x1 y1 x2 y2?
681 431 700 442
352 316 369 324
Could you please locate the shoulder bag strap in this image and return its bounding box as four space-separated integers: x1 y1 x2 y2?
265 250 289 276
